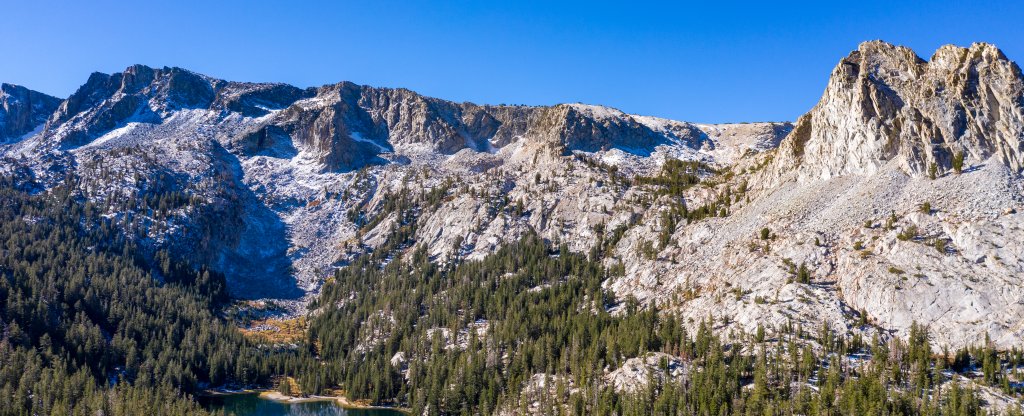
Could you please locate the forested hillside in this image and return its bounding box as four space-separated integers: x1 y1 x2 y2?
1 175 1022 415
298 234 1024 415
0 176 272 415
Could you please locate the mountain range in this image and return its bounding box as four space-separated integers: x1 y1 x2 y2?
1 40 1022 353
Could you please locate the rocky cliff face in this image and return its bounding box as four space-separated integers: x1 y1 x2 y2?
0 83 60 142
624 41 1024 349
233 84 695 172
1 41 1020 350
45 65 316 148
768 41 1024 184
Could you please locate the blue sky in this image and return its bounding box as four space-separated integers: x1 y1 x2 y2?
2 1 1021 123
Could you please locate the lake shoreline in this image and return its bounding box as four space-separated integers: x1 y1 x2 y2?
199 388 410 414
196 387 259 397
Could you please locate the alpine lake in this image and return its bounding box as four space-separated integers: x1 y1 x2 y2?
198 393 405 416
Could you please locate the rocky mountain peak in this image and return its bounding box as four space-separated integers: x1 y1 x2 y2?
0 83 61 142
930 42 1010 71
234 86 703 172
42 65 315 148
768 40 1024 184
18 63 785 174
547 104 668 154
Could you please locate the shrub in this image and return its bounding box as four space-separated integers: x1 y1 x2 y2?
952 151 965 174
796 262 811 284
919 202 931 214
760 227 770 240
885 211 898 230
640 240 656 260
897 224 919 241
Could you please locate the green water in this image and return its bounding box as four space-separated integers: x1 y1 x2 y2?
199 393 404 416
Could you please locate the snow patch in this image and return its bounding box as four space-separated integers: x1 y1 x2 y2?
350 131 389 153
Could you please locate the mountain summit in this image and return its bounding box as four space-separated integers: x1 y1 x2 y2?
0 83 61 142
769 41 1024 184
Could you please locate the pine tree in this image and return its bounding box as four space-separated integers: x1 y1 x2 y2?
952 151 965 174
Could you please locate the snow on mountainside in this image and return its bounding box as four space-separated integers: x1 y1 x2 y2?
1 40 1021 350
0 64 788 306
0 83 61 142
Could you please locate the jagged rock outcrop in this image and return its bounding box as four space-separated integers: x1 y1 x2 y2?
615 41 1024 349
535 104 669 154
44 65 316 149
212 82 314 117
235 86 696 172
0 83 61 142
768 41 1024 184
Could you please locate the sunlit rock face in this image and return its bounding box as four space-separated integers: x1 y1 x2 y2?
767 41 1024 185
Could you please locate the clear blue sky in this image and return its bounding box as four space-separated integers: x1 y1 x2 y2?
2 1 1022 123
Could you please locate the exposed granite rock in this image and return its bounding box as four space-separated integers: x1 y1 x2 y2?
229 82 754 172
0 83 61 142
213 82 314 117
44 65 306 148
767 41 1024 185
